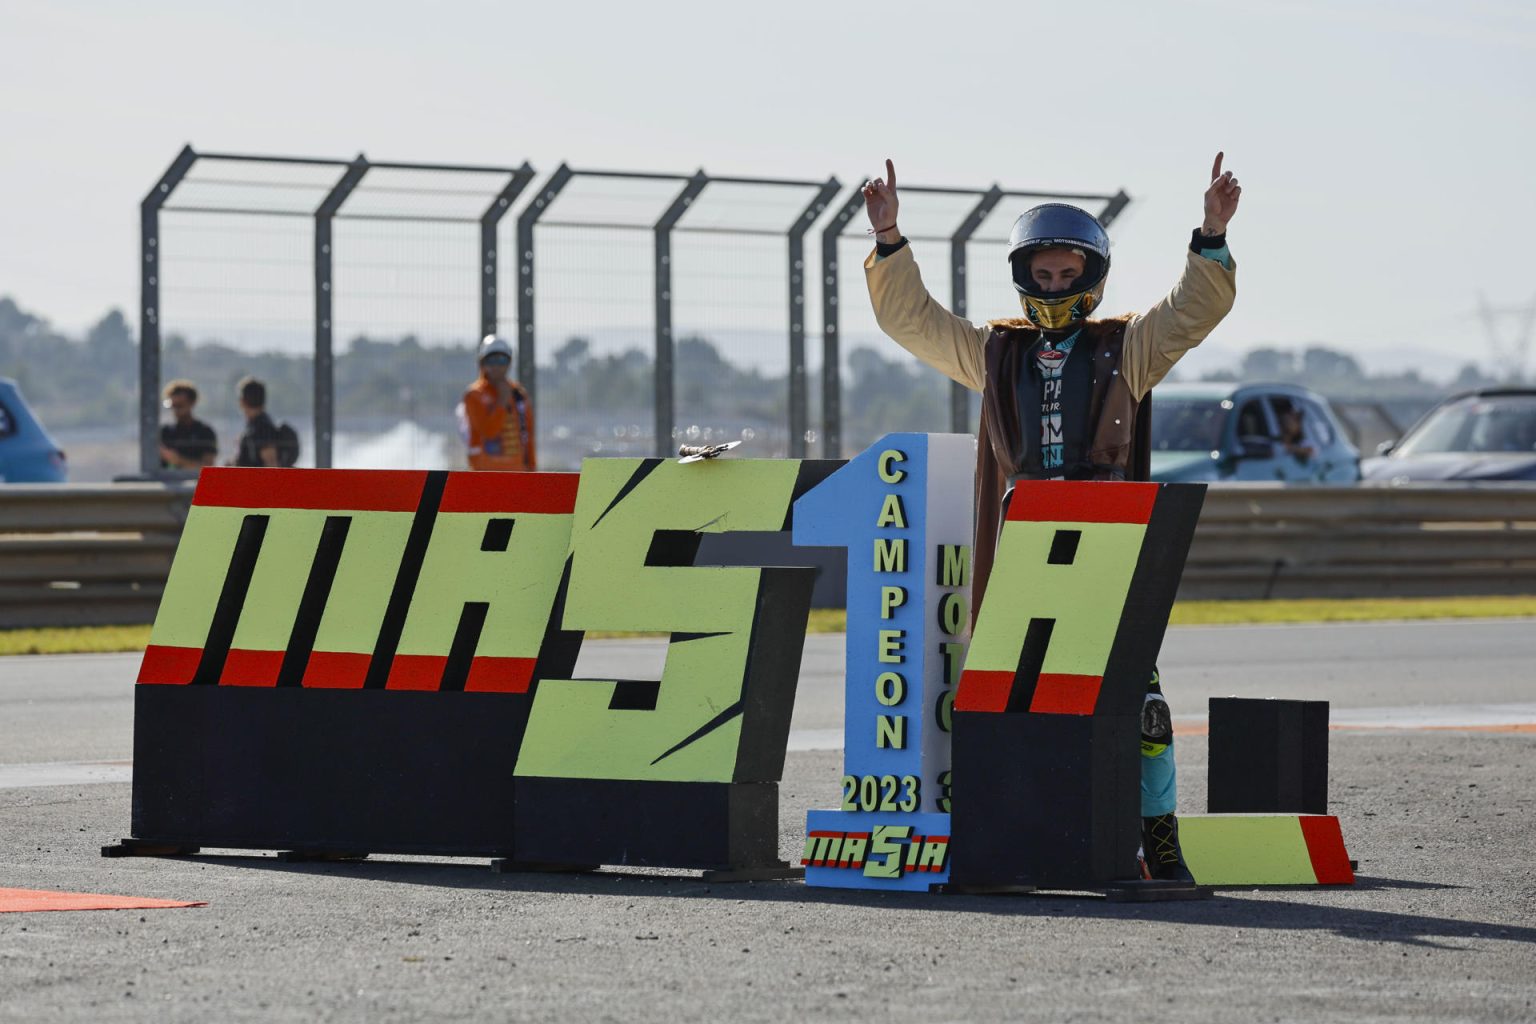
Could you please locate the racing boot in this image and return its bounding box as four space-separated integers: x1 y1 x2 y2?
1142 812 1194 883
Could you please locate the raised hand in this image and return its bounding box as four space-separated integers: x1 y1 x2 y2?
862 159 901 242
1203 152 1241 236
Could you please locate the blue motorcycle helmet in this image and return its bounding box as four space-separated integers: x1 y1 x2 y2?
1007 204 1112 330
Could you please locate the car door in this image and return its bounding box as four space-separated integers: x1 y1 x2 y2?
1227 396 1284 481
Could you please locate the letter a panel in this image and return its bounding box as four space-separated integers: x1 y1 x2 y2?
948 481 1204 889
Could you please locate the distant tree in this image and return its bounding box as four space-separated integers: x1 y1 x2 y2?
86 309 133 357
1239 347 1297 381
1452 362 1493 390
1300 346 1362 384
552 336 591 377
584 349 652 412
0 296 43 337
676 335 734 414
843 346 948 447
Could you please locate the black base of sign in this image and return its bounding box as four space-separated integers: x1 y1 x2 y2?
949 712 1140 889
512 778 781 870
101 838 201 858
127 686 531 858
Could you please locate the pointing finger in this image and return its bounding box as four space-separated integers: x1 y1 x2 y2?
1211 151 1224 182
886 158 897 192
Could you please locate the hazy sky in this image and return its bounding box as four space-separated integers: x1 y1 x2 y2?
3 0 1534 379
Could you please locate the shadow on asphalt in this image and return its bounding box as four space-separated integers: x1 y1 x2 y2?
176 854 1532 950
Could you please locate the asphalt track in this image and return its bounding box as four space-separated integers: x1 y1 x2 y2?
1 619 1534 1022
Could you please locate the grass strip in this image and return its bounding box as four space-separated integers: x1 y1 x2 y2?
0 625 154 656
3 596 1533 656
1168 595 1536 626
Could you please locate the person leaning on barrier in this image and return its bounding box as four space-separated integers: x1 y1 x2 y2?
861 154 1241 881
158 379 217 470
463 335 537 471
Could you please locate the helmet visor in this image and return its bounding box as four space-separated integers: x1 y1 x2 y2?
1010 245 1107 298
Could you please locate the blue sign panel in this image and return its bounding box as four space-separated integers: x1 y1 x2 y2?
795 433 974 890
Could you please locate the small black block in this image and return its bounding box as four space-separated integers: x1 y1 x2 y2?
1208 697 1329 814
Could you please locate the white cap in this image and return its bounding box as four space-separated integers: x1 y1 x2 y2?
478 334 514 362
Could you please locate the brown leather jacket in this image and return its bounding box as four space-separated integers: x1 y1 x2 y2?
864 242 1236 613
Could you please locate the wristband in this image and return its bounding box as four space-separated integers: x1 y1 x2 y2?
1190 228 1227 253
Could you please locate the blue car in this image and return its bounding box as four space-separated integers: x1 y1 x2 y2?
0 378 67 483
1148 382 1360 483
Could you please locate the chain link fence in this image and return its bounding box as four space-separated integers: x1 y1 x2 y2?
138 146 1125 476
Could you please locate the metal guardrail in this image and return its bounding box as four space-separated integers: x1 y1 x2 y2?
2 482 1535 629
1181 483 1536 600
0 483 194 628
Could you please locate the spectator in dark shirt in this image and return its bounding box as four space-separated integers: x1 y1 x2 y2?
233 377 281 467
158 379 217 470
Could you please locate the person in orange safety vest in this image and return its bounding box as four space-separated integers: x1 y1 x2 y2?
462 335 537 471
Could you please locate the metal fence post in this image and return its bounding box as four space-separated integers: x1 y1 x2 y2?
139 145 198 477
480 162 536 339
787 177 841 459
515 164 574 411
1098 189 1132 228
653 171 709 457
313 156 369 469
949 185 1004 435
820 188 866 458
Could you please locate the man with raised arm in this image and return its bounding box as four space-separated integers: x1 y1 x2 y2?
863 156 1240 881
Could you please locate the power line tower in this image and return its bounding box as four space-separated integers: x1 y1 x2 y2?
1477 291 1536 382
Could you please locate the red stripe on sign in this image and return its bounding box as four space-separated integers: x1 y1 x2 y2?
192 468 427 512
1027 673 1103 715
954 669 1015 712
1005 480 1158 525
464 657 537 694
385 654 447 691
302 651 372 689
219 649 283 687
439 472 581 514
1299 816 1355 885
137 645 202 685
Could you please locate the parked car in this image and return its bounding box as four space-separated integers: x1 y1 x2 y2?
1362 388 1536 482
0 378 67 483
1148 382 1360 483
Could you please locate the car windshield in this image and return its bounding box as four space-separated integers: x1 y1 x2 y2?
1394 395 1536 455
1150 398 1228 452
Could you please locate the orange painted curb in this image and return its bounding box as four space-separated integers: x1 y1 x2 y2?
0 888 205 914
